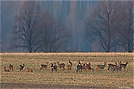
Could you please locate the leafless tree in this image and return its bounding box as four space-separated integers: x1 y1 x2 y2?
85 1 119 52
13 1 70 52
13 1 44 52
38 10 70 52
115 1 134 52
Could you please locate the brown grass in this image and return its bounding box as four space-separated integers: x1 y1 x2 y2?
0 52 133 88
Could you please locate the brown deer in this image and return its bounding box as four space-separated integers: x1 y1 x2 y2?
107 62 121 72
108 62 117 70
67 60 72 71
57 62 65 70
86 63 94 72
119 61 128 70
40 62 49 70
20 64 25 71
4 67 10 72
82 63 87 70
9 64 13 71
111 65 121 72
27 67 33 72
96 62 106 71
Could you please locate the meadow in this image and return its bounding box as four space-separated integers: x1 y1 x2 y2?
0 52 134 88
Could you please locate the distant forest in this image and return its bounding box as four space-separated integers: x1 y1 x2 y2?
1 0 134 52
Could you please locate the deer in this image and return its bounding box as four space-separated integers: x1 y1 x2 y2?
9 64 13 71
27 67 33 72
4 67 10 72
82 63 87 70
76 63 83 72
96 62 106 71
40 62 49 70
51 62 57 72
67 60 72 71
57 62 65 70
108 62 117 70
20 64 25 71
78 60 81 65
86 63 94 72
51 63 54 72
119 61 128 70
76 60 83 72
111 65 121 72
54 62 58 71
107 62 121 72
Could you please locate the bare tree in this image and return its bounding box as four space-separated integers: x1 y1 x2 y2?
115 1 134 52
85 1 119 52
38 10 70 52
13 1 43 52
13 1 70 52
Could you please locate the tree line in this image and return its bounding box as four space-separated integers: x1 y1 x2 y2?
13 1 133 52
85 1 133 52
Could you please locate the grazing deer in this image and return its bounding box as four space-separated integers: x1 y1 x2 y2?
119 61 128 70
20 64 25 71
9 64 13 71
108 62 117 70
57 62 65 70
67 60 72 70
27 67 33 72
4 67 10 72
96 62 106 71
86 63 94 72
40 62 49 70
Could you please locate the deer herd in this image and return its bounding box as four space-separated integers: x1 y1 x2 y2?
3 60 128 73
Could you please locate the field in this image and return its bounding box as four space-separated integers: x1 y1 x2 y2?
0 52 134 89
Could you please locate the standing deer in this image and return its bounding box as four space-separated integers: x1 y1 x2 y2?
40 62 49 70
78 60 81 65
20 64 25 71
108 62 117 70
67 60 72 71
108 62 121 72
76 64 83 72
119 61 128 70
51 62 58 72
82 63 87 70
86 63 94 72
111 65 121 72
9 64 13 71
57 62 65 70
76 61 83 72
96 62 106 71
51 63 54 72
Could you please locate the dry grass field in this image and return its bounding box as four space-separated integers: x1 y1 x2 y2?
0 52 134 89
